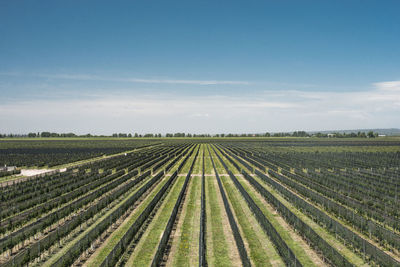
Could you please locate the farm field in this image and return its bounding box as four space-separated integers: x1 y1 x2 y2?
0 138 399 266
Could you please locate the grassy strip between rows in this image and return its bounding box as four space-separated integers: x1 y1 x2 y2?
126 176 186 266
249 173 368 266
168 147 195 174
208 148 226 174
212 146 320 266
220 175 284 267
191 146 203 174
222 144 370 265
180 145 199 174
232 172 318 267
85 173 171 266
205 175 232 267
42 174 153 267
173 175 201 266
218 145 368 265
202 145 214 175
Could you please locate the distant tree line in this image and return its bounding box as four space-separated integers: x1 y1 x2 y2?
165 133 211 137
111 133 163 138
313 131 378 138
0 131 381 138
0 132 101 138
30 132 78 138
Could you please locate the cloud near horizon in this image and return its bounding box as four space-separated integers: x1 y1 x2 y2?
1 80 399 134
374 81 400 91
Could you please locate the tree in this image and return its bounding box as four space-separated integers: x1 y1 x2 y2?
367 131 375 138
174 133 185 137
128 133 132 137
41 132 51 137
28 133 37 137
61 132 76 137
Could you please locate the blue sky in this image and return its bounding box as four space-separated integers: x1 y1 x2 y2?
1 1 400 134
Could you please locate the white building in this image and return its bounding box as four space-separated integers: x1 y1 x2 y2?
1 165 16 172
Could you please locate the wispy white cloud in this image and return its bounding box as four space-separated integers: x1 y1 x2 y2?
0 72 250 85
0 78 399 134
374 80 400 91
0 94 302 133
124 78 249 85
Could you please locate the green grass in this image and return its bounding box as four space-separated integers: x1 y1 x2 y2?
181 145 199 173
211 145 242 174
168 147 195 174
249 173 368 266
207 147 226 174
173 174 201 266
126 176 186 267
204 146 214 175
220 175 284 267
205 175 232 267
221 146 369 265
86 174 171 266
191 145 203 174
233 174 318 267
42 174 154 267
